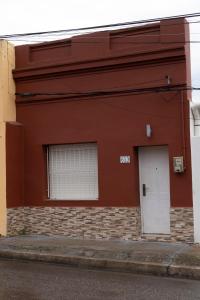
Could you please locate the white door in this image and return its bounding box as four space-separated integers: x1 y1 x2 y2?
138 146 170 234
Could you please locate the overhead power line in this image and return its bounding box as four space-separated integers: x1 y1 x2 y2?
15 85 200 98
1 12 200 41
16 85 200 121
8 38 200 44
7 21 200 43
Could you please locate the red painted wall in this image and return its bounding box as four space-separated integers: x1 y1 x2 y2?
6 122 24 207
7 18 193 208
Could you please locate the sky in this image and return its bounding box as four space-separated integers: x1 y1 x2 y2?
1 0 200 101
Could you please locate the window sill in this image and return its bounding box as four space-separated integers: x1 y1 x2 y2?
46 198 99 201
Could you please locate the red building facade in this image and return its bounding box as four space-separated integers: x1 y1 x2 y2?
6 18 193 241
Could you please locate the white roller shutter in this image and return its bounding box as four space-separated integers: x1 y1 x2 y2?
48 143 98 200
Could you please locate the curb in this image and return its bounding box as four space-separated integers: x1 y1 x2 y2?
0 249 199 280
168 265 200 280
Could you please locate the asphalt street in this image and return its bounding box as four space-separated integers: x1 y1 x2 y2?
0 258 200 300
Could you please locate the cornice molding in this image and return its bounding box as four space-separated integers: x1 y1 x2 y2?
13 45 186 82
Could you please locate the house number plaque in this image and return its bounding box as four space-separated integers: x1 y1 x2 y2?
120 156 131 164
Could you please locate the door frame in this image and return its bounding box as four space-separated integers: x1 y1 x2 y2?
137 145 171 235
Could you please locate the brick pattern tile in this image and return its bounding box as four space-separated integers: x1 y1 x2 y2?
7 207 141 240
171 208 194 242
7 207 194 242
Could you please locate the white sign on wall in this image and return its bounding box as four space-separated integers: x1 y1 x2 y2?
120 156 131 164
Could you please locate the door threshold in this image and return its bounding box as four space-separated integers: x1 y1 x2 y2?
141 233 171 242
142 233 171 236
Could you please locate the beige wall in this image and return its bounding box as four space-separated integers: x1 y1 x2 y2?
0 41 16 235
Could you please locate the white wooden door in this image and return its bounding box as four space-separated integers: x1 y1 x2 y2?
138 146 170 234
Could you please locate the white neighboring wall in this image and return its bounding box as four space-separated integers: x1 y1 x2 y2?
191 103 200 243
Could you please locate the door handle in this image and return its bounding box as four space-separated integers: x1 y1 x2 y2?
142 184 146 196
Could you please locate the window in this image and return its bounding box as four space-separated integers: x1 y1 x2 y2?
47 143 98 200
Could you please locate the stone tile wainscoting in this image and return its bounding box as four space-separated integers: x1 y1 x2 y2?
170 208 194 242
7 207 141 240
7 207 194 242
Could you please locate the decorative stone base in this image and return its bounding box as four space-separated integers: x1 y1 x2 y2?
7 207 141 240
7 206 194 242
140 208 194 243
170 208 194 242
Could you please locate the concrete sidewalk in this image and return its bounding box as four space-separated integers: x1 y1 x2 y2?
0 235 200 280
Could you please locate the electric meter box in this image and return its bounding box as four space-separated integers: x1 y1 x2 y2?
173 156 184 173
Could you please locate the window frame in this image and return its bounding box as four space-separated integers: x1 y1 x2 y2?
46 142 99 201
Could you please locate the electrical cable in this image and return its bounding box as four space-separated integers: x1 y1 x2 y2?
8 31 200 41
15 85 200 98
16 88 200 122
7 39 200 44
6 27 200 44
1 12 200 41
